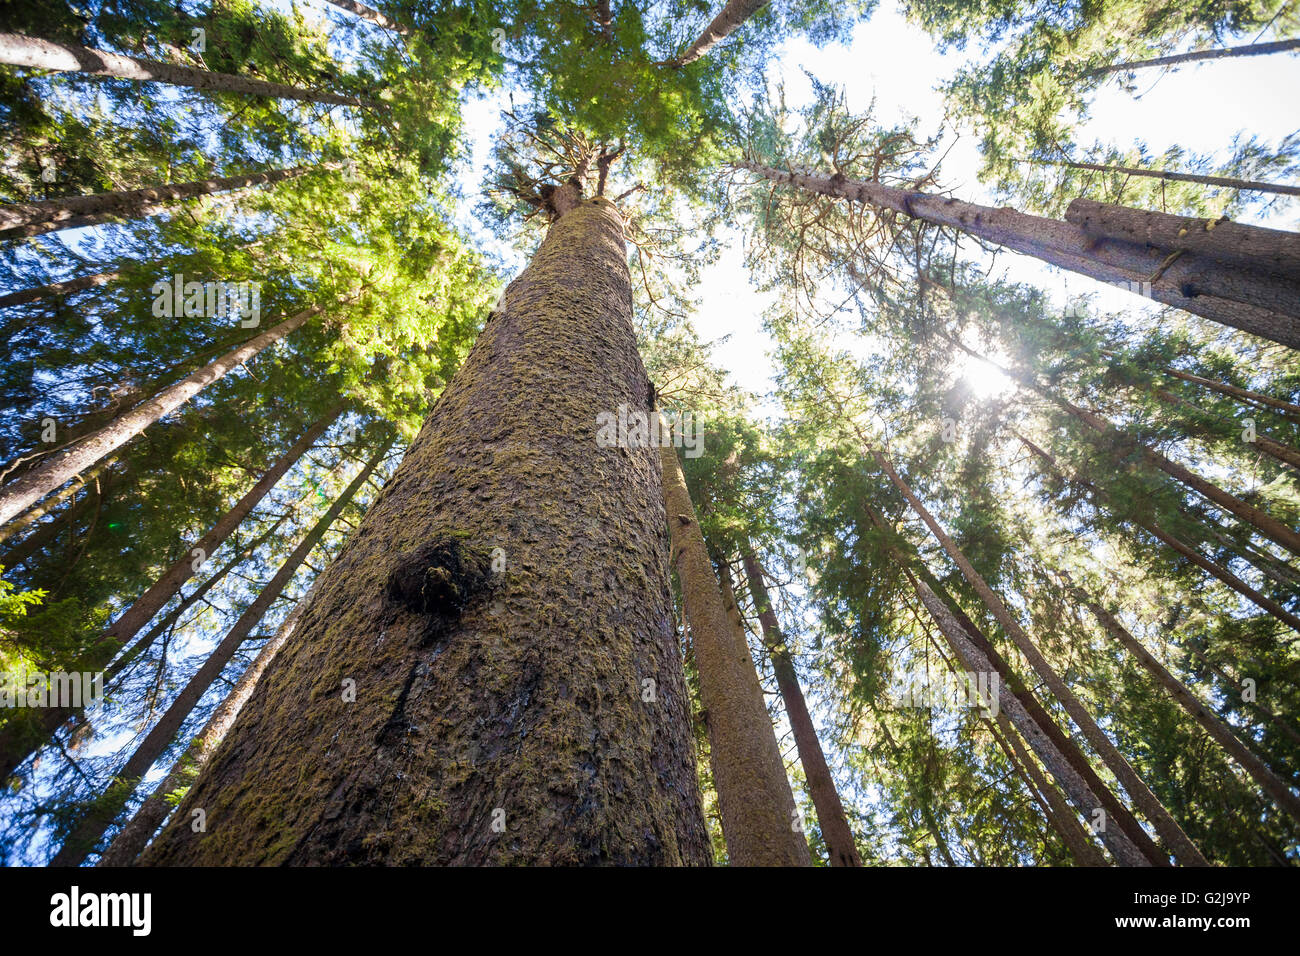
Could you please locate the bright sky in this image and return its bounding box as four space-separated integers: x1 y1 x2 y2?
457 0 1300 403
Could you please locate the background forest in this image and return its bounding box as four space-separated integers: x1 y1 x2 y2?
0 0 1297 867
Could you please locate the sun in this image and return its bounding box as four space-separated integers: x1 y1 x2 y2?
954 348 1015 401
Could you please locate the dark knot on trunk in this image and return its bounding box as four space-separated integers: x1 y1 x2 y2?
386 535 496 645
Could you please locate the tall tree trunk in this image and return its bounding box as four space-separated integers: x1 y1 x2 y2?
1016 433 1300 633
323 0 411 35
1065 198 1300 278
1072 584 1300 827
1037 158 1300 198
142 196 711 866
1087 39 1300 76
0 165 331 241
860 439 1207 864
739 161 1300 348
670 0 769 66
0 302 327 526
658 448 808 865
52 441 388 866
97 582 316 866
0 33 383 108
0 269 120 309
739 547 861 865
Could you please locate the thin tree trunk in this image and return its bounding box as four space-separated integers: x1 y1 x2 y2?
987 713 1109 866
931 600 1106 867
97 582 316 866
0 404 346 780
1065 198 1300 277
1157 363 1300 423
1036 158 1300 198
1073 584 1300 827
954 338 1300 557
0 33 383 108
865 501 1163 864
861 438 1208 865
1151 387 1300 471
670 0 769 66
915 566 1168 864
868 698 958 865
739 547 861 865
101 403 345 649
51 441 388 866
0 302 328 526
0 464 127 571
1017 433 1300 634
0 505 285 786
1187 649 1300 750
739 161 1300 349
895 554 1153 864
0 269 120 309
141 196 711 866
2 326 273 491
0 165 331 241
0 460 108 545
323 0 411 35
1088 39 1300 76
659 449 808 865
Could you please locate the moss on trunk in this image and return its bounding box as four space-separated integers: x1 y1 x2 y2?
141 198 710 866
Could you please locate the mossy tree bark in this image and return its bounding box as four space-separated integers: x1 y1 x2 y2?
659 446 809 866
142 196 711 865
739 547 861 865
